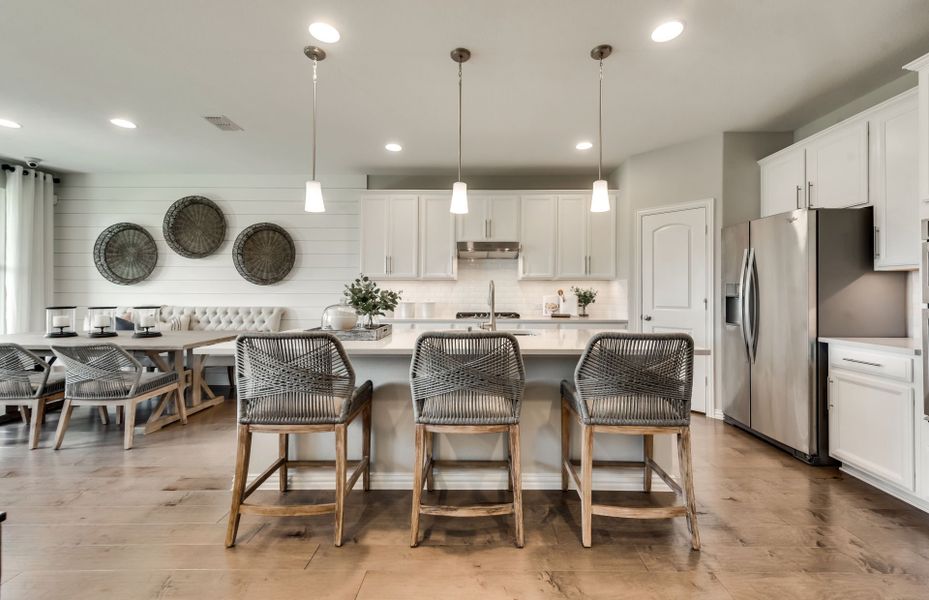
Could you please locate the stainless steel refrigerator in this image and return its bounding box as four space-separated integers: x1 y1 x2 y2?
721 207 907 464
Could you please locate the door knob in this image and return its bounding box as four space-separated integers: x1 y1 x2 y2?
642 315 652 321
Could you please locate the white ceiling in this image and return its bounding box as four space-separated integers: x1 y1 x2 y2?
1 0 928 176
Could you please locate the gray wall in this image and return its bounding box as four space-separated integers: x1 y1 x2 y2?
721 132 794 227
794 72 917 141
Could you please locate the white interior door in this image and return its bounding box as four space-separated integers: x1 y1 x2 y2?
640 205 709 413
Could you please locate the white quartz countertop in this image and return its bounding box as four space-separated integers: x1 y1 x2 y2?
197 328 709 357
818 337 921 356
385 317 628 325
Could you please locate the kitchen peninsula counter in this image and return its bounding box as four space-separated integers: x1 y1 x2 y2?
202 329 707 491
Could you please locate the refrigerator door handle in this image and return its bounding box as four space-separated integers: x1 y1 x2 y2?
749 249 760 361
737 248 751 358
742 247 758 363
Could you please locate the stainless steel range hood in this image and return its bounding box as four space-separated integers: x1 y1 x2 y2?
456 241 520 259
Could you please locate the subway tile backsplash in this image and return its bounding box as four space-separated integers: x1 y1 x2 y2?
382 260 628 319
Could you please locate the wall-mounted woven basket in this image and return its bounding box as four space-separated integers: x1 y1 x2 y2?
93 223 158 285
163 195 226 258
232 222 296 285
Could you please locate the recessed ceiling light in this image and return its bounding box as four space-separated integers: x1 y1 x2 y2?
109 118 137 129
385 143 402 152
651 20 684 42
309 22 340 43
0 118 22 129
576 141 593 150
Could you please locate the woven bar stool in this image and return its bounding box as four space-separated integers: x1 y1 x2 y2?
226 332 372 548
409 331 525 548
560 332 700 549
0 344 65 449
51 344 182 450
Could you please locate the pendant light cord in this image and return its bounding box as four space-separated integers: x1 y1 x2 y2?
598 57 603 181
457 61 463 183
312 58 318 181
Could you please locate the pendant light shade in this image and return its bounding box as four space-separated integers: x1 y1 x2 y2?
450 181 469 214
304 46 326 213
305 180 325 213
590 44 612 213
591 179 610 212
450 48 471 214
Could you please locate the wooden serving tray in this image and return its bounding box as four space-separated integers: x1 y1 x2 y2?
307 324 392 341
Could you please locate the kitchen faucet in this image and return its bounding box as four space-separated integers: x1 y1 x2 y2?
480 280 496 332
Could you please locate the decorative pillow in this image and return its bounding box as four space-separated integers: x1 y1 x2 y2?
153 315 190 332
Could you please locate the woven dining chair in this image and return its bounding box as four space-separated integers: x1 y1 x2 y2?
51 344 182 450
226 332 372 548
0 344 65 449
560 332 700 549
409 331 526 548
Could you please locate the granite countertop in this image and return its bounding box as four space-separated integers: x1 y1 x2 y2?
818 337 921 356
385 316 629 324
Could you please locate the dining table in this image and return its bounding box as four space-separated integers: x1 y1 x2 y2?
0 330 237 434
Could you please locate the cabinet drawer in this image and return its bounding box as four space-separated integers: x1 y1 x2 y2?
829 346 912 382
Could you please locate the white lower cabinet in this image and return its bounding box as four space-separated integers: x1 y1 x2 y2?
827 345 917 493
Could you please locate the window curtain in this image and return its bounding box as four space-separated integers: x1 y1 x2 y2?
3 166 54 334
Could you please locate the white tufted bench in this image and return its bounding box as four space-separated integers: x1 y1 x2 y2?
157 306 284 332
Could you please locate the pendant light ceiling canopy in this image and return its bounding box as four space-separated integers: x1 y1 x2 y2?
449 47 471 215
590 44 612 213
304 45 326 213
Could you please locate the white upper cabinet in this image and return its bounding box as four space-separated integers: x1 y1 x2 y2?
870 90 919 270
456 194 520 241
360 194 419 280
419 194 457 280
760 148 806 217
805 120 869 209
519 195 557 279
554 194 617 279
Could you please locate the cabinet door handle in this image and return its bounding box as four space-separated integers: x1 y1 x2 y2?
873 226 880 259
807 181 813 207
842 357 882 368
795 185 802 209
384 256 389 274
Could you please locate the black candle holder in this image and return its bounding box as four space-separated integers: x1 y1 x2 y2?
88 326 118 338
132 325 162 339
46 326 78 339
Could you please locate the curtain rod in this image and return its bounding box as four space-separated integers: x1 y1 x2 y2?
1 164 61 184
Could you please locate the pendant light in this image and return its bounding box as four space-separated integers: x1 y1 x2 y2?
304 46 326 213
590 44 612 213
449 48 471 214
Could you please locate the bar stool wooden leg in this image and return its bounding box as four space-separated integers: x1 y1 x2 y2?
362 404 372 491
279 433 289 492
123 401 137 450
116 405 124 426
98 406 109 425
334 424 347 547
225 424 252 547
580 424 594 548
19 406 30 424
643 434 654 493
54 399 74 450
410 424 425 547
29 401 44 450
424 429 435 492
678 428 701 550
561 398 571 492
508 424 524 548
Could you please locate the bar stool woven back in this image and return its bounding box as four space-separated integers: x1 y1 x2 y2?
226 332 373 548
409 331 527 547
561 332 700 549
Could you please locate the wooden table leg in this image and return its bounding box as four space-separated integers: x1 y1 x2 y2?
143 350 185 434
184 351 225 417
142 349 224 434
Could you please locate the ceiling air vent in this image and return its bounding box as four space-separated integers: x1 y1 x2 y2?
202 115 243 131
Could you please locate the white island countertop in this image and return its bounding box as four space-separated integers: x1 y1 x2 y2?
196 328 709 357
818 337 921 356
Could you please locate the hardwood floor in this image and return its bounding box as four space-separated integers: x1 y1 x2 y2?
2 394 929 599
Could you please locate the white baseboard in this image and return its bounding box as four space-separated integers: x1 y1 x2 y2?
250 467 673 493
840 464 929 514
712 409 725 421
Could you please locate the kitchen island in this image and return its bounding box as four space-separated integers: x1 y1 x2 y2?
199 329 708 490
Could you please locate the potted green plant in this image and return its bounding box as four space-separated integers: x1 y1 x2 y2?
571 286 598 317
344 274 402 328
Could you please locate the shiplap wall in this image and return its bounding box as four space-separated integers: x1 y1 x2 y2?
55 174 365 331
55 174 629 327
